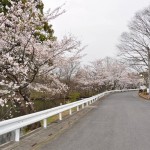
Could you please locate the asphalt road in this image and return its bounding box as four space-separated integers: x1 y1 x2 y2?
40 92 150 150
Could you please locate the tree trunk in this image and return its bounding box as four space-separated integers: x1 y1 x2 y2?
148 50 150 96
19 88 41 130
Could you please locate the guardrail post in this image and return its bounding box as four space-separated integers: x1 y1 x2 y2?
59 103 63 120
69 109 72 115
77 106 79 111
86 102 89 107
43 118 47 128
59 112 62 120
82 103 84 109
15 128 20 142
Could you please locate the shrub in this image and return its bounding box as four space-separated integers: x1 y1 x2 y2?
68 92 80 102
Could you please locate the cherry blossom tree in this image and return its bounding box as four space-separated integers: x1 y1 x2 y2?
76 57 140 96
0 0 83 119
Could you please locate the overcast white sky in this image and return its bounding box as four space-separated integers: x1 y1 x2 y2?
42 0 150 63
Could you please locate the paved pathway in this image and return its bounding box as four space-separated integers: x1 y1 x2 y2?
39 91 150 150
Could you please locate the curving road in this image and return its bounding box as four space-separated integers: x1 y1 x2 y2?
40 92 150 150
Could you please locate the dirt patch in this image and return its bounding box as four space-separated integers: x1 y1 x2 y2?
139 93 150 100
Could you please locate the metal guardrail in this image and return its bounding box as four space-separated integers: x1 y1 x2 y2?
0 89 138 142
